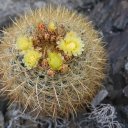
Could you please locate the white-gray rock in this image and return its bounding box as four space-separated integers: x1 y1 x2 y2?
91 88 108 107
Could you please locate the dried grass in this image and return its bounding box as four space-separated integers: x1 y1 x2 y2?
6 104 122 128
74 104 122 128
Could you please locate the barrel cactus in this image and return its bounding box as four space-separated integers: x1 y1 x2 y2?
0 5 106 118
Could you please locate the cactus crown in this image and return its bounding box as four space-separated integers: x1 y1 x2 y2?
0 5 106 118
15 17 85 74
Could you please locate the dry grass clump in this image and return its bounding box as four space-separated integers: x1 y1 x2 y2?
0 5 106 118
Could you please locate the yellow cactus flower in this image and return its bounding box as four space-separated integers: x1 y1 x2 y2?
48 22 56 31
47 52 63 70
23 50 41 69
57 32 84 56
16 36 33 51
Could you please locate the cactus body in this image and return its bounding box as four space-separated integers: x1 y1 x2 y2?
0 6 106 118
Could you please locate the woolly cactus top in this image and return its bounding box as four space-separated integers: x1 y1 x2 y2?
16 20 85 76
0 6 106 118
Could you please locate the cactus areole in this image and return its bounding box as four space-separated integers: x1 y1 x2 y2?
0 5 106 118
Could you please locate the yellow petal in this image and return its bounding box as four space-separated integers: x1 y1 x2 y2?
57 31 84 56
16 36 33 51
23 50 41 69
47 52 63 70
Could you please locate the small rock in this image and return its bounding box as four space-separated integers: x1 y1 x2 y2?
91 88 108 107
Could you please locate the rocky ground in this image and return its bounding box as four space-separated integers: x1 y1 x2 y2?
0 0 128 128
